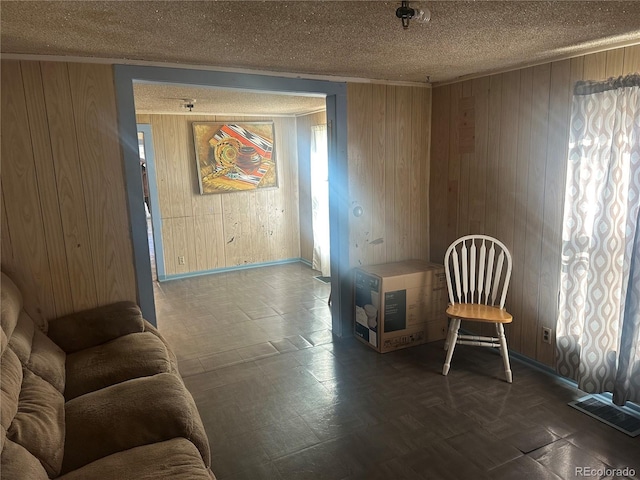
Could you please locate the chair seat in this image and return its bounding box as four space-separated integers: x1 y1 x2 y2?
446 303 513 324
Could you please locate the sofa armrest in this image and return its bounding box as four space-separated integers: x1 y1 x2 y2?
143 320 179 374
47 302 144 353
62 373 211 474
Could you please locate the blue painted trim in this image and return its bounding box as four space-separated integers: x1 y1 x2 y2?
114 72 157 325
569 394 640 436
137 124 166 280
326 92 351 338
299 258 312 267
113 64 349 337
483 339 640 410
113 65 346 96
591 392 640 414
158 258 306 282
457 327 579 388
507 349 580 389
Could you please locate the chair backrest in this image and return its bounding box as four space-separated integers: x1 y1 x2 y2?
444 235 512 308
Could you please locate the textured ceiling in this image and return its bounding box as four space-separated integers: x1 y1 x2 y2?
3 1 640 85
3 1 640 116
133 83 326 116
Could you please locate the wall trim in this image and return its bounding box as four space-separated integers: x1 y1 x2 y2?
3 53 431 88
506 349 577 388
504 348 640 411
136 124 165 280
434 40 640 87
458 326 574 387
299 258 313 267
296 108 328 118
136 110 305 118
157 257 309 282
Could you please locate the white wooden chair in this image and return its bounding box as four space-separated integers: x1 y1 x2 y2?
442 234 514 383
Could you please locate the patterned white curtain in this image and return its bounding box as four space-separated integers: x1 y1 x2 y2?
311 124 330 277
557 75 640 406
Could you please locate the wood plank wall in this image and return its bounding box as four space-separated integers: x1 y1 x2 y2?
429 45 640 366
1 60 136 322
347 84 432 267
136 114 301 275
295 111 327 263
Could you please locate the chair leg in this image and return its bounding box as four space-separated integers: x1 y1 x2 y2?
496 323 512 383
442 318 461 376
444 318 450 351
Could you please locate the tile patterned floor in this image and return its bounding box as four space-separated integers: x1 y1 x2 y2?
154 262 640 480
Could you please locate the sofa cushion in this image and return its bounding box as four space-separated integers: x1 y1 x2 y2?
1 272 23 353
8 369 65 477
1 348 23 437
0 329 7 363
47 301 144 353
143 320 179 374
1 439 49 480
64 332 172 400
30 327 66 394
9 311 66 394
7 311 34 365
57 438 215 480
63 372 211 474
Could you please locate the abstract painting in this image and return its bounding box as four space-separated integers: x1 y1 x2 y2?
193 122 277 194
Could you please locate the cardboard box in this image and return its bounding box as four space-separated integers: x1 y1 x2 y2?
354 260 448 353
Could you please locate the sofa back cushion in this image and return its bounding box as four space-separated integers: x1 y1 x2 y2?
1 348 23 440
1 348 60 479
1 272 23 351
0 439 49 480
10 310 66 394
64 331 172 401
48 301 144 353
1 272 67 477
8 369 66 477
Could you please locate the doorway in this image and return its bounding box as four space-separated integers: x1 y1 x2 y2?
310 123 330 280
114 65 349 337
137 124 164 281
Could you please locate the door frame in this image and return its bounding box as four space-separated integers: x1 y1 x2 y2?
136 124 165 280
114 65 350 336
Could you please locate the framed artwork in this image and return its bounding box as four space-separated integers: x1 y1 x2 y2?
193 122 277 194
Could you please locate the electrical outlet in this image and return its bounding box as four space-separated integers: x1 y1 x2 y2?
178 256 185 265
542 327 552 344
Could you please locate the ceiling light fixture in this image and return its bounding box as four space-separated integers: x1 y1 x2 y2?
181 98 196 112
396 1 431 29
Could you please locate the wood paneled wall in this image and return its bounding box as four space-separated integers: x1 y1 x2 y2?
296 111 327 263
1 60 137 323
142 82 433 276
136 114 301 275
347 84 432 267
429 45 640 366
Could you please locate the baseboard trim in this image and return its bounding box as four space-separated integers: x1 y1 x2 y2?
472 331 640 411
507 349 580 389
455 327 576 387
157 258 309 282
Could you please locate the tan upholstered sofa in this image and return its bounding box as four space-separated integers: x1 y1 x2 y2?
1 272 215 479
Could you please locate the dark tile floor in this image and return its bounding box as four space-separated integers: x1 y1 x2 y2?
154 262 639 480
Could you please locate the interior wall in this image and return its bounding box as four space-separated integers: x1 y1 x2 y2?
1 60 137 322
429 44 640 366
0 59 431 333
295 110 327 263
347 83 432 267
135 114 300 276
